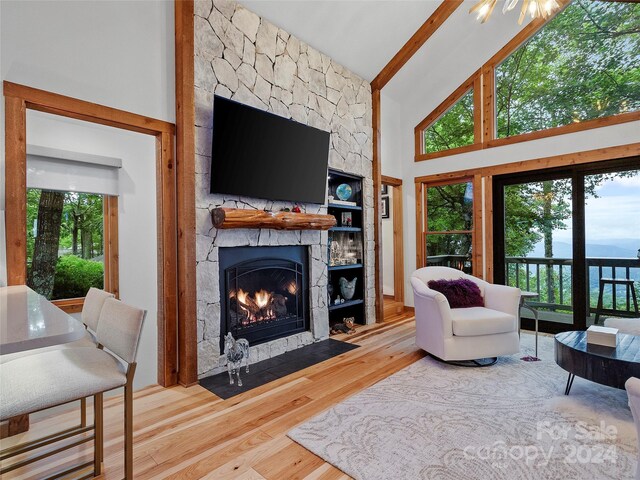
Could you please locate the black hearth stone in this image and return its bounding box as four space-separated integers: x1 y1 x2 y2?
199 339 359 400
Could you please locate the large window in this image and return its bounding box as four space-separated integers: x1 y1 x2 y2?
27 189 112 305
496 0 640 138
422 180 475 274
423 89 475 154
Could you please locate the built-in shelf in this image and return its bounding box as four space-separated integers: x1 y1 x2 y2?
329 227 362 232
328 299 364 311
328 203 362 211
328 264 363 271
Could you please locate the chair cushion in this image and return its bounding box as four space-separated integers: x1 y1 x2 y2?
0 330 96 364
427 278 484 308
451 307 517 337
0 347 126 420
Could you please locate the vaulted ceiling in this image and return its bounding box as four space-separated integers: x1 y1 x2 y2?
239 0 441 82
239 0 532 117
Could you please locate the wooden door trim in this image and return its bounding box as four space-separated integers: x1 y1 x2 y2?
3 81 179 387
381 176 404 304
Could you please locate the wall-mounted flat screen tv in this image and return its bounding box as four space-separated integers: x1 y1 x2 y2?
210 96 330 204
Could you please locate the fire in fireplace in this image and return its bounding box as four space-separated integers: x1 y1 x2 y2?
219 246 309 351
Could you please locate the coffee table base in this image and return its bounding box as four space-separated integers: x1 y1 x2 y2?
565 373 576 395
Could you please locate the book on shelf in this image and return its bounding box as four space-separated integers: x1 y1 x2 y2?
330 199 357 206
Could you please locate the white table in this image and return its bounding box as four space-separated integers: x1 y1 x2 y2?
520 290 540 361
0 285 85 355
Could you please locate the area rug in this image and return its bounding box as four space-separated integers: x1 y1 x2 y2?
288 333 637 479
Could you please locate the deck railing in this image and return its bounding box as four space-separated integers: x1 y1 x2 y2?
505 256 640 317
426 255 640 318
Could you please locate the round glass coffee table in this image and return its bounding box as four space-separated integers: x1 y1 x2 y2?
555 330 640 395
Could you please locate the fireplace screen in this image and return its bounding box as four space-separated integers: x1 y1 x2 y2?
221 251 308 350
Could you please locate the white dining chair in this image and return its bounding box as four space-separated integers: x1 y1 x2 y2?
0 297 145 478
0 287 114 427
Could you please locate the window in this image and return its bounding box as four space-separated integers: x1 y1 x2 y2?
496 0 640 138
422 180 475 274
27 188 117 310
423 89 475 154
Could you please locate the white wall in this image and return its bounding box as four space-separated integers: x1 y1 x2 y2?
27 111 159 390
1 0 174 387
0 0 175 285
382 187 394 295
380 92 403 178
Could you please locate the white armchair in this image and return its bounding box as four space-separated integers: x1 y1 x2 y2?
411 266 521 363
625 377 640 480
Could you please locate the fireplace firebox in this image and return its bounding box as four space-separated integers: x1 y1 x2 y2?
219 246 309 351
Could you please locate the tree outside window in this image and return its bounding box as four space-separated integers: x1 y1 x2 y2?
496 0 639 138
27 189 105 300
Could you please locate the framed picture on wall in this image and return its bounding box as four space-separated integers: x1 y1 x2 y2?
381 196 390 219
381 184 388 195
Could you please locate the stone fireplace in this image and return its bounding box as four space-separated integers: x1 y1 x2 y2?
194 0 374 379
219 246 309 351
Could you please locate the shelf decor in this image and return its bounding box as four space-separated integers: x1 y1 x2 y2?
327 169 366 327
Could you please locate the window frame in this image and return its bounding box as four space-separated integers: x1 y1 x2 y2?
414 0 640 162
414 71 482 161
415 175 483 277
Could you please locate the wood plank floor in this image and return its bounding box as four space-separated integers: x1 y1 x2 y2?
2 313 420 479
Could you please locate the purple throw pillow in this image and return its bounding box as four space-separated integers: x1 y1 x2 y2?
427 278 484 308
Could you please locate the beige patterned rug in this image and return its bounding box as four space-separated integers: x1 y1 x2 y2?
288 333 638 479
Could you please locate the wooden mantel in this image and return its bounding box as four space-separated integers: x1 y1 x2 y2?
211 207 336 231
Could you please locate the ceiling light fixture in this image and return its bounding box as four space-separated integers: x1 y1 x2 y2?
470 0 561 25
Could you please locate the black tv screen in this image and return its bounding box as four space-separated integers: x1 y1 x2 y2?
210 96 330 204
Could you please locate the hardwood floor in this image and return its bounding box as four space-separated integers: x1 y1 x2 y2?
2 313 420 479
383 297 406 321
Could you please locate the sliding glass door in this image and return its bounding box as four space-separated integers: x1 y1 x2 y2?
494 158 640 333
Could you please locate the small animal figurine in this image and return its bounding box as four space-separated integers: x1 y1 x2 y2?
339 277 357 300
224 332 250 386
271 293 288 317
331 317 356 335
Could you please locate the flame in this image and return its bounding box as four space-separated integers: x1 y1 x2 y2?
254 289 271 308
234 288 285 325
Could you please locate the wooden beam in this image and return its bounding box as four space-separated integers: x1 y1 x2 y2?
4 81 175 135
4 95 27 286
414 181 424 269
372 89 384 323
175 0 198 387
211 208 336 230
371 0 463 91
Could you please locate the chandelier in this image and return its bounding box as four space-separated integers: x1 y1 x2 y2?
470 0 561 24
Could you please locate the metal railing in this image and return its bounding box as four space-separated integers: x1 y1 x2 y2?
425 255 640 318
505 256 640 317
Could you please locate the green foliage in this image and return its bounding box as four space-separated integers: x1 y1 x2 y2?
496 0 640 138
424 90 475 153
27 189 105 300
52 255 104 300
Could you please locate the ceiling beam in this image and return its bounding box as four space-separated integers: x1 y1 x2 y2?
370 0 463 91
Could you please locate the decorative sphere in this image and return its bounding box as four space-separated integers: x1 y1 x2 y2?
336 183 352 201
